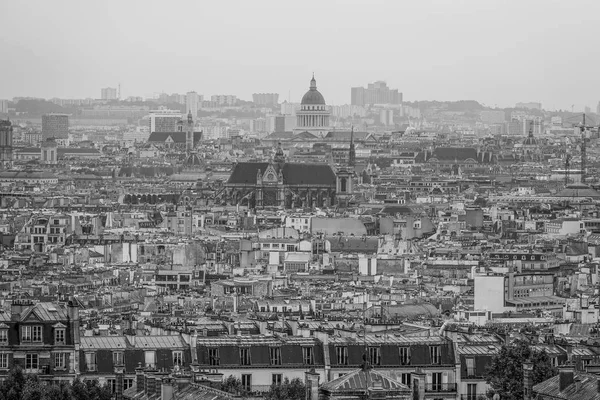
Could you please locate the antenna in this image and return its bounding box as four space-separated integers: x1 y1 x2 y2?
118 83 121 100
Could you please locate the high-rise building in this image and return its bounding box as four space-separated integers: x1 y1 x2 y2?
101 87 117 100
149 109 182 133
515 102 542 111
42 114 69 141
0 119 13 169
252 93 279 106
211 95 237 106
351 81 402 106
0 100 8 114
186 92 201 116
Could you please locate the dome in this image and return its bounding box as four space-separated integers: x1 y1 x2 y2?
523 135 538 146
301 75 326 105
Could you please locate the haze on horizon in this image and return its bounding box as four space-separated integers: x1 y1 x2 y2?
1 0 599 111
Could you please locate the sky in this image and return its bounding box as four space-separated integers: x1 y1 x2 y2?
1 0 599 111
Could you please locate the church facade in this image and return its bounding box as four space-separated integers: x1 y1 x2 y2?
223 77 356 208
224 146 340 208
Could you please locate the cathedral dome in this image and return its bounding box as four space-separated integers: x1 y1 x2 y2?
301 75 326 105
523 135 538 146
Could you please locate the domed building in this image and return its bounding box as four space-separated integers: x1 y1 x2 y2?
520 127 542 161
294 74 331 137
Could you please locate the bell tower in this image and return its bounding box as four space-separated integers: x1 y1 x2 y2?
186 111 194 153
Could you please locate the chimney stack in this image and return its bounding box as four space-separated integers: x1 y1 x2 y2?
135 365 144 393
559 363 575 392
523 360 534 400
305 369 319 400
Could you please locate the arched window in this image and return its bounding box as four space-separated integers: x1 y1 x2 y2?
340 178 347 192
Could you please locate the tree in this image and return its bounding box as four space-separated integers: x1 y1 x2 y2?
264 378 305 400
220 375 245 395
0 368 111 400
485 340 557 400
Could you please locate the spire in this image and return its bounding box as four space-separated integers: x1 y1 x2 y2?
349 125 356 168
310 73 316 90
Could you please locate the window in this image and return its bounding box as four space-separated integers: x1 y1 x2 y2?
336 347 348 365
431 372 442 391
26 354 39 370
400 373 411 387
0 330 7 344
286 245 295 252
85 353 97 371
0 354 8 369
466 357 475 377
173 351 183 367
269 347 281 365
429 346 441 364
272 374 282 386
302 347 314 365
241 374 252 392
107 379 116 393
113 351 124 366
55 353 66 369
368 347 381 366
124 379 134 391
144 351 156 368
240 348 251 366
208 348 220 366
22 326 43 343
466 383 477 400
399 347 410 365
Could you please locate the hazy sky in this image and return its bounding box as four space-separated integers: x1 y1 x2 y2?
1 0 599 110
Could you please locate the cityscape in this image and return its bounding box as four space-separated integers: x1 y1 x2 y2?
2 1 600 400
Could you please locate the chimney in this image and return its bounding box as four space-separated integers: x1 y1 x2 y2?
304 369 319 400
135 365 144 393
11 299 32 320
67 298 80 346
559 363 575 392
145 372 156 396
411 368 426 400
114 365 124 400
161 378 174 400
523 360 534 400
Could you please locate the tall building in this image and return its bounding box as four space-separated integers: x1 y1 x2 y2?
0 119 13 169
351 81 402 106
252 93 279 106
293 75 331 137
515 102 542 110
101 87 117 100
0 100 8 114
186 92 200 116
149 109 182 133
597 101 600 115
210 95 237 106
42 114 69 141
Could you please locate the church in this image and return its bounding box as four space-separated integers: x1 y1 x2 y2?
293 74 331 137
223 76 354 209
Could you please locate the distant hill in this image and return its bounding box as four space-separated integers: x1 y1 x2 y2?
406 100 485 112
14 99 73 115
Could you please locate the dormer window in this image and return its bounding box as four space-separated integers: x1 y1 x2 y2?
53 323 66 345
22 326 42 343
0 324 8 344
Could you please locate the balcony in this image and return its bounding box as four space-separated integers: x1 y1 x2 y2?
461 395 482 400
425 383 457 393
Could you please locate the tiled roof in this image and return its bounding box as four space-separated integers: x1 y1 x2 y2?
321 368 410 393
533 372 600 400
226 162 336 186
148 131 202 144
196 335 318 347
135 335 187 349
21 302 68 321
81 336 130 350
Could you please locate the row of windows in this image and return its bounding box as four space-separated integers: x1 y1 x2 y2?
84 351 184 371
0 352 69 370
335 345 441 366
207 347 314 366
262 243 297 251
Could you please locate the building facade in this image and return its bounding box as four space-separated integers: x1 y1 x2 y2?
42 113 69 141
0 119 13 168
